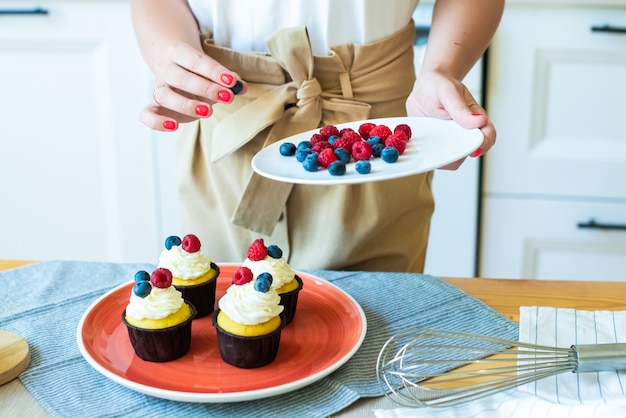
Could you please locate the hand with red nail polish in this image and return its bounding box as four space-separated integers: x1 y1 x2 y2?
406 70 497 169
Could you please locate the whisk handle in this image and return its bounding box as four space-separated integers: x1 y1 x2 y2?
573 343 626 373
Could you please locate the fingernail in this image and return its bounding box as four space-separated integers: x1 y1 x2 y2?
220 73 234 85
229 80 243 95
195 104 209 117
470 148 483 157
163 120 177 131
217 90 232 103
472 113 483 117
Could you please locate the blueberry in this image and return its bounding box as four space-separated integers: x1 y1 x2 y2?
254 272 273 293
327 135 339 145
279 142 296 156
296 140 312 151
328 161 346 176
164 235 181 250
302 152 319 172
229 80 244 95
296 147 311 162
133 281 152 298
134 270 150 282
381 147 399 163
333 148 351 164
267 244 283 259
355 160 372 174
371 143 384 158
366 135 381 145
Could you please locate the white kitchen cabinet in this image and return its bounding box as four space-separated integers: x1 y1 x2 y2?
0 0 159 263
480 4 626 280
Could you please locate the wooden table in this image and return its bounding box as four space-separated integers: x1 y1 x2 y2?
1 260 625 417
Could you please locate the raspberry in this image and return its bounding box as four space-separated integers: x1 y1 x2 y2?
358 122 376 139
150 268 172 288
390 129 408 142
332 137 353 151
319 125 339 139
385 133 408 154
182 234 201 253
341 130 362 143
317 147 338 168
328 161 346 176
351 141 373 161
368 125 392 140
247 238 268 261
309 133 326 144
394 123 412 140
232 266 253 285
311 140 332 153
339 127 356 137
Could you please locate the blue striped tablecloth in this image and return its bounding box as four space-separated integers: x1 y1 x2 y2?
0 261 518 418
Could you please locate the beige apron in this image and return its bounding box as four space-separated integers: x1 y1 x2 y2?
175 20 434 272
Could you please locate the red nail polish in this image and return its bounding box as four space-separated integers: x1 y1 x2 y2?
472 113 483 117
217 90 232 103
195 104 209 117
470 148 483 157
220 73 234 85
163 120 177 131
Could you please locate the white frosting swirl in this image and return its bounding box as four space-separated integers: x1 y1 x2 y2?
218 281 284 325
158 245 212 280
242 256 295 289
126 286 185 320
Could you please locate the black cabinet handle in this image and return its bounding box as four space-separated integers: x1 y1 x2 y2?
0 7 49 15
591 24 626 34
577 218 626 231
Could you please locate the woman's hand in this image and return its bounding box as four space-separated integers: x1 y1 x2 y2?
141 42 247 132
406 70 496 170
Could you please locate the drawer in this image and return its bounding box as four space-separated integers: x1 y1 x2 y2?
480 197 626 280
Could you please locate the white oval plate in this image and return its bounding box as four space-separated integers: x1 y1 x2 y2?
251 117 483 185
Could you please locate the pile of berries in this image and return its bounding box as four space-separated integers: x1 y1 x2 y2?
279 122 412 176
133 268 173 298
164 234 201 253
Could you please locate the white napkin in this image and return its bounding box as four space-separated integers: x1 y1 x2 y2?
374 307 626 418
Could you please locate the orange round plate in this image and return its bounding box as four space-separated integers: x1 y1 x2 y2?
76 264 367 402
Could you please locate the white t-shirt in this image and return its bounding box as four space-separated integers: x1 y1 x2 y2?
187 0 420 55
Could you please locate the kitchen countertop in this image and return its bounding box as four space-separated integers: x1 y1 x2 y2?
1 259 625 417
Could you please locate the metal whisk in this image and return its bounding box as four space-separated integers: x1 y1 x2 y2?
376 327 626 408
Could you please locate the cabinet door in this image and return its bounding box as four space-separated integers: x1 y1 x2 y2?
484 7 626 199
480 197 626 281
0 2 158 262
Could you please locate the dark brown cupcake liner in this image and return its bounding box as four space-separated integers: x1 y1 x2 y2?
212 309 285 369
279 275 303 325
174 262 220 318
122 303 196 363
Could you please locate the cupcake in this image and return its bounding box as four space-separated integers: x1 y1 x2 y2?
158 234 220 318
212 269 285 368
122 268 196 362
242 238 303 324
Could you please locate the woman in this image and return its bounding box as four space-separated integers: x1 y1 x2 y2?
130 0 503 272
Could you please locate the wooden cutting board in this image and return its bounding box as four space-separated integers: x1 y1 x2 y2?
0 330 30 385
